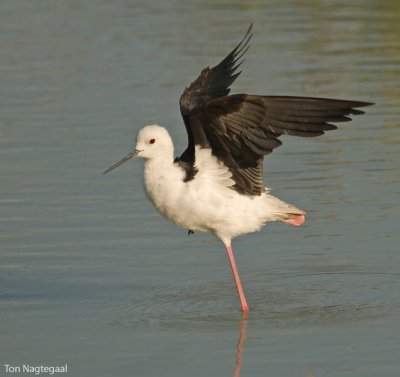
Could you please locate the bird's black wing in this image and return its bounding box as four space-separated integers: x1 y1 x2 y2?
179 24 252 115
177 24 252 166
186 94 373 195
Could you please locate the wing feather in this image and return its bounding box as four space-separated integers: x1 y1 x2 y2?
179 24 253 115
186 94 373 195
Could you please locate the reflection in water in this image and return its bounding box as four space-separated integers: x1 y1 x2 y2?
234 312 248 377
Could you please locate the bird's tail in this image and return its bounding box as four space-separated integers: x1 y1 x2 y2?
281 212 306 226
264 192 306 226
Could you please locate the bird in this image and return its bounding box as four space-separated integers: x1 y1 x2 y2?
103 24 372 312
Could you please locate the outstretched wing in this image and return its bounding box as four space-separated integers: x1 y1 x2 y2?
179 24 252 116
176 25 373 195
185 94 373 195
177 24 252 165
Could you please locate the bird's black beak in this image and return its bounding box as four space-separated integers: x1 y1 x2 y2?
103 149 140 175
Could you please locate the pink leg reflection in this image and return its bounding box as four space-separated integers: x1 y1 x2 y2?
234 312 249 377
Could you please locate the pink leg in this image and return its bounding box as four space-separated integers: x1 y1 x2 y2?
226 244 249 312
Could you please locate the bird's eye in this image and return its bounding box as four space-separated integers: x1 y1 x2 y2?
149 138 156 144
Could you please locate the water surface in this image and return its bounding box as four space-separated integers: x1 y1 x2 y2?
1 1 399 376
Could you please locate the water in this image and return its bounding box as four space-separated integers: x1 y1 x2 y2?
1 1 399 376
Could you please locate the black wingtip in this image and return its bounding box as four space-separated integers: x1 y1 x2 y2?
348 100 374 116
241 23 253 51
350 100 375 108
246 22 254 35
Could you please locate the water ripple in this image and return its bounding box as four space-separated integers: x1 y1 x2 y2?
108 267 400 329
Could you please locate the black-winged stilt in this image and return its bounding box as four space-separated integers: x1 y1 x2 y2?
104 24 372 312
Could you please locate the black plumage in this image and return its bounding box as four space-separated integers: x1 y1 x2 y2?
176 24 373 195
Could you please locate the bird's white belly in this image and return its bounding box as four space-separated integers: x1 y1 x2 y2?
145 165 272 237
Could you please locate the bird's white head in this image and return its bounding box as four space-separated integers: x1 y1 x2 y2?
134 124 173 160
103 124 173 175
